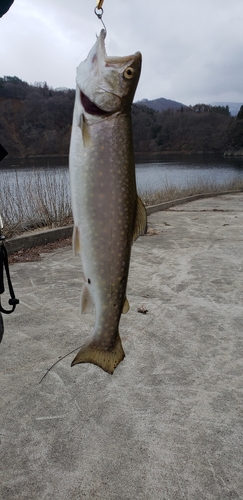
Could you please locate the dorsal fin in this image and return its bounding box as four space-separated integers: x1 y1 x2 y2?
73 226 81 255
122 297 130 314
133 196 147 243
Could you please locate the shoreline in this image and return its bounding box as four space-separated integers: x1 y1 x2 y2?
1 150 243 166
1 151 239 161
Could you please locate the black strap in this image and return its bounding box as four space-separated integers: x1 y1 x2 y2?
0 243 19 314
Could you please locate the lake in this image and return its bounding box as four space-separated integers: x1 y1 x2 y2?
135 154 243 191
1 154 243 193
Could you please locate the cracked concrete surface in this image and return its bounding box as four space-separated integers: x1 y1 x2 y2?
1 193 243 499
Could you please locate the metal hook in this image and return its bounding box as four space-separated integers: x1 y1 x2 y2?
94 5 107 33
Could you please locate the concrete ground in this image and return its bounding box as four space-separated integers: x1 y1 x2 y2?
1 193 243 500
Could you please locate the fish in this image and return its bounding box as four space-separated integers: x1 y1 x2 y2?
69 29 147 374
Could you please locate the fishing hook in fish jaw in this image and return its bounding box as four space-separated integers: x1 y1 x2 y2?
94 4 107 34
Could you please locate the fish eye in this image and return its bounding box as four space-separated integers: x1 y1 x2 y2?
124 67 135 79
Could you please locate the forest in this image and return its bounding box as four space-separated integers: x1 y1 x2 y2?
0 76 243 158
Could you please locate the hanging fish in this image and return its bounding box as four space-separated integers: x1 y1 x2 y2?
69 29 146 374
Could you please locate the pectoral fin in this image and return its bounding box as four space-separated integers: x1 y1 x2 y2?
79 113 91 147
133 196 147 242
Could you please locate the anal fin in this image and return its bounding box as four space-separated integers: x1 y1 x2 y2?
80 283 94 314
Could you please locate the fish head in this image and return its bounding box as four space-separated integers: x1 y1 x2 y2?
76 30 142 115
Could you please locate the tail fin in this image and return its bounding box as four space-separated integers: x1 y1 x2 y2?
71 335 125 375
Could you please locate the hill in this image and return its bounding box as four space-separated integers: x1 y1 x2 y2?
0 76 75 157
0 76 242 157
136 97 187 112
137 98 243 117
132 103 233 154
210 102 242 117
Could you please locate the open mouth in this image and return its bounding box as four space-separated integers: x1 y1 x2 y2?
80 91 110 116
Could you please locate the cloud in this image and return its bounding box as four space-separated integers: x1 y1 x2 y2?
1 0 243 105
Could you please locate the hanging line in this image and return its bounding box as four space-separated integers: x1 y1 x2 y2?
94 0 107 33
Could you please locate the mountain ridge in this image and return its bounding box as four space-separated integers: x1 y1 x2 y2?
137 97 242 116
135 97 187 112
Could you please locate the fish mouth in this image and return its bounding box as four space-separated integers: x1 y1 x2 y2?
80 91 110 116
99 29 141 65
77 30 142 114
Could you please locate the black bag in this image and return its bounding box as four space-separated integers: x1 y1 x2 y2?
0 243 19 343
0 0 14 18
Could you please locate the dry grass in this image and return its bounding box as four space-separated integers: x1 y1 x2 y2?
139 178 243 206
0 170 73 238
1 170 243 238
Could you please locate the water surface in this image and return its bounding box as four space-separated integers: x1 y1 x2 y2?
1 154 243 193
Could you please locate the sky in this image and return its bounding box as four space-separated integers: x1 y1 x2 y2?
1 0 243 106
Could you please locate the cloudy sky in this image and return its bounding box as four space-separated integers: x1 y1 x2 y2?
1 0 243 106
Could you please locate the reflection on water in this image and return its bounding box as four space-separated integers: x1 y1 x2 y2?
1 154 243 192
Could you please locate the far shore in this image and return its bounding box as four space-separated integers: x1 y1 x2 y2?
0 149 243 164
2 150 243 162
